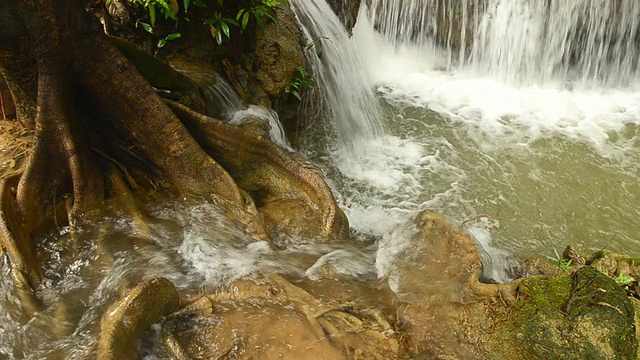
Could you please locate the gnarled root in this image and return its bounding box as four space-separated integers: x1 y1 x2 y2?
0 173 42 290
97 277 180 360
167 100 349 240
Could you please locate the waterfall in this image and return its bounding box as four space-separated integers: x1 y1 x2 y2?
183 70 291 148
181 70 245 120
290 0 384 143
367 0 640 87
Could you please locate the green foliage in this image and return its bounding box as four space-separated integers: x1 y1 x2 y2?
130 0 179 27
545 248 572 275
204 13 239 45
286 66 315 101
614 274 635 288
157 32 182 48
204 0 283 45
128 0 284 47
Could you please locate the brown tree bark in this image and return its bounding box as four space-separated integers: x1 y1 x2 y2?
0 0 349 293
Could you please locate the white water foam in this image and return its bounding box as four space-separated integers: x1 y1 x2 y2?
231 105 292 150
291 0 384 144
354 15 640 155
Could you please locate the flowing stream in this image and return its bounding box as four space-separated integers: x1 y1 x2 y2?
2 0 640 357
297 0 640 260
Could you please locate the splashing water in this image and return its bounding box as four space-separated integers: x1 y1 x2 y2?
368 0 640 87
291 0 385 144
293 0 640 279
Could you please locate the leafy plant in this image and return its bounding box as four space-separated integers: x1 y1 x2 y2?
285 66 315 101
130 0 179 27
127 0 284 47
204 13 239 45
157 32 182 48
204 0 283 45
545 248 572 275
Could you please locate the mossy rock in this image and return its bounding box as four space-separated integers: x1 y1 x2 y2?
486 266 637 359
588 250 640 280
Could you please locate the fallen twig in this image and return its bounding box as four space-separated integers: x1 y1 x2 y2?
459 213 502 230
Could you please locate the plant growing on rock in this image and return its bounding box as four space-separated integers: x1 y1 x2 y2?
206 0 284 45
545 248 572 274
286 66 315 101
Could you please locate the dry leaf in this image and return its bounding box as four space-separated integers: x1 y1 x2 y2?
168 0 179 15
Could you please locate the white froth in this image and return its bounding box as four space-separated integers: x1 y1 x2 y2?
355 20 640 154
336 135 427 192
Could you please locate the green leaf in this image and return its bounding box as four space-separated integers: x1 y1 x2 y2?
615 274 635 286
220 21 230 39
216 30 223 45
165 32 182 40
148 5 157 26
183 0 190 11
138 21 155 34
263 12 276 22
157 38 167 48
255 16 264 30
236 9 245 21
241 12 249 30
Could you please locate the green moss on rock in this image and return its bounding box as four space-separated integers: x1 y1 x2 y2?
487 266 637 360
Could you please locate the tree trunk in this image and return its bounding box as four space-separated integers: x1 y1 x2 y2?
0 0 349 293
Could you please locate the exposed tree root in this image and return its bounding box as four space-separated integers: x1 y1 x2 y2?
0 173 42 290
97 277 179 360
167 100 349 239
0 174 44 318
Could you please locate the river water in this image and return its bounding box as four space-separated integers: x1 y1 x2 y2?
1 0 640 357
296 0 640 261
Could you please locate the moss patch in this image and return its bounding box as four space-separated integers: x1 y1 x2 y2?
486 266 637 360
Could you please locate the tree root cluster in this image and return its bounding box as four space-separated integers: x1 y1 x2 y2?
0 0 348 342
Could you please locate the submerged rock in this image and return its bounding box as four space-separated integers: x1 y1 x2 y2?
163 275 399 359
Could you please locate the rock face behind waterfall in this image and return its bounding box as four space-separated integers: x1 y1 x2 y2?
326 0 361 31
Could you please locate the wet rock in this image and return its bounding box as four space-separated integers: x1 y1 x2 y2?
391 211 512 359
386 211 638 359
326 0 361 32
246 5 304 98
563 245 586 266
165 275 399 359
486 266 638 359
259 198 334 242
588 250 640 280
97 277 180 360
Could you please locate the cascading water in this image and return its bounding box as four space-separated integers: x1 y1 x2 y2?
368 0 640 87
290 0 384 143
293 0 640 279
184 70 291 148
